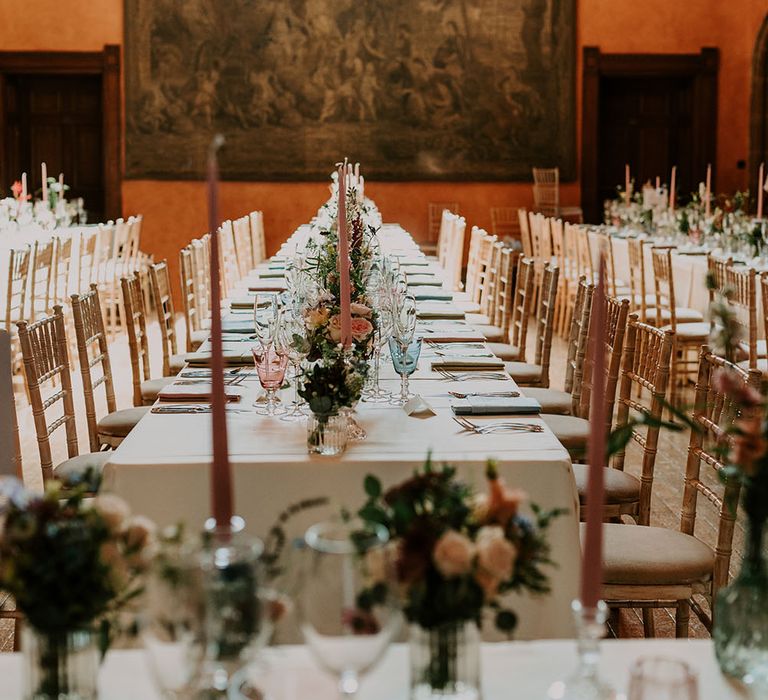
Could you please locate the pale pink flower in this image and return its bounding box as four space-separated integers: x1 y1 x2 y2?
476 526 517 581
350 302 372 318
92 494 130 534
433 530 475 578
328 314 342 342
351 317 374 342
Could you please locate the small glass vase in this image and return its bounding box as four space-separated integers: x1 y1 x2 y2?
714 517 768 687
409 621 480 700
22 627 100 700
307 412 348 456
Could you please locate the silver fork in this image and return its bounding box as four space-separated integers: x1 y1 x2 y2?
449 391 520 399
452 416 543 433
436 369 509 381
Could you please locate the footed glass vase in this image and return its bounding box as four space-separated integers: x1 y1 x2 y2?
307 412 348 456
714 518 768 687
409 621 480 700
22 627 100 700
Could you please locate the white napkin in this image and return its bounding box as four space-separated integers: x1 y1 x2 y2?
403 395 436 417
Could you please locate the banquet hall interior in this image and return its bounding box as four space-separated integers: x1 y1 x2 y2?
1 1 768 699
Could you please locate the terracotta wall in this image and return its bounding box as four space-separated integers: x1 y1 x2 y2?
2 0 766 280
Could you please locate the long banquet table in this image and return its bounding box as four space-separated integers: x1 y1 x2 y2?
0 641 752 699
103 223 580 639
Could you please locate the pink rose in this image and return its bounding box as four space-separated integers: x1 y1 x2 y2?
351 317 374 342
92 494 131 534
433 530 475 578
328 314 342 342
350 302 372 318
476 526 517 581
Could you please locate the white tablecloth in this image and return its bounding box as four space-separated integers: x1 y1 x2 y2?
0 640 751 699
104 223 580 640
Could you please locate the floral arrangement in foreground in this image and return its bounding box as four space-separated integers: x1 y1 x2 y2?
354 457 563 635
0 476 156 638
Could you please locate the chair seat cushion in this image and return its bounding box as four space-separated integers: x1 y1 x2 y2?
504 362 543 385
582 522 714 586
486 342 523 361
55 451 112 484
466 313 492 325
541 414 589 449
660 322 710 339
98 407 151 437
646 307 704 323
190 329 208 349
524 387 572 415
472 324 505 342
141 377 176 402
572 464 640 504
456 301 482 314
169 353 187 374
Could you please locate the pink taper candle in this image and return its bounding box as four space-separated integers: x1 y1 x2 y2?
670 166 676 213
581 255 607 609
758 163 764 220
41 162 48 201
624 164 630 205
337 163 352 348
21 173 27 200
207 135 234 529
705 164 712 217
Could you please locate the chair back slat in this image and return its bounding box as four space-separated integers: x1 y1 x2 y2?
565 277 594 399
29 239 56 320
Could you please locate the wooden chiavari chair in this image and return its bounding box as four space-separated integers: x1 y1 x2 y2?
232 215 254 278
532 166 583 221
518 208 533 259
593 230 630 299
525 276 594 414
448 214 466 292
503 263 559 388
436 209 455 272
574 225 595 283
179 246 207 352
468 246 519 347
725 265 758 369
77 227 99 294
71 285 149 451
550 217 573 336
625 238 655 323
52 235 73 306
191 236 211 325
218 220 240 297
427 201 459 252
16 306 111 485
574 316 675 525
149 260 186 377
541 296 630 457
490 206 520 240
456 226 485 313
486 255 534 362
650 247 708 408
596 347 762 637
249 211 267 266
707 254 732 304
468 241 505 341
28 238 56 321
93 221 121 337
465 232 497 324
121 274 175 406
758 272 768 367
4 247 31 370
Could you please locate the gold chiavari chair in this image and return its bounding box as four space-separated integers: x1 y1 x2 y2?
550 217 572 336
574 225 595 283
191 236 211 325
233 215 254 278
179 246 207 352
218 220 240 297
518 208 533 259
77 227 99 294
16 306 111 485
28 238 56 321
528 212 551 303
249 211 267 266
490 206 520 240
468 241 505 341
725 265 758 369
456 226 485 313
436 209 455 272
573 316 674 526
4 247 31 369
541 296 630 457
504 263 560 388
469 246 519 347
52 235 74 306
532 166 583 221
650 247 708 408
707 254 732 304
593 230 630 299
758 272 768 367
121 274 175 407
149 260 186 377
447 214 467 292
0 328 22 480
486 255 534 362
71 285 149 451
596 347 762 637
525 276 594 415
625 238 655 323
427 201 459 252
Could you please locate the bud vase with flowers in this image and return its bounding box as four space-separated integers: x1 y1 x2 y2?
354 457 563 699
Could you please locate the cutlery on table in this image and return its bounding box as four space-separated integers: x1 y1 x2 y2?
436 369 509 381
151 404 251 414
448 391 520 399
179 368 243 379
452 416 543 434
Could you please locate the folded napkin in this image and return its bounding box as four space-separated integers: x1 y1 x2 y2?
268 263 286 270
258 270 284 279
184 350 254 366
248 281 287 292
417 306 465 320
431 357 505 371
453 396 542 415
230 297 256 310
413 291 453 301
403 395 436 417
399 258 429 267
158 384 242 402
221 320 256 334
407 276 442 287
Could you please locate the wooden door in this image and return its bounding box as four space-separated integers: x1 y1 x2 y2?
3 74 105 222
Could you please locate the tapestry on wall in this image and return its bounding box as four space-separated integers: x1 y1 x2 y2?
124 0 575 181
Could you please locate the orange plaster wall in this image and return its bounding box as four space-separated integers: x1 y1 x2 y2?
1 0 765 281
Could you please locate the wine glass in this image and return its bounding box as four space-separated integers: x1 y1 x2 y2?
389 336 422 406
299 519 401 699
253 293 280 347
252 343 289 416
627 658 698 700
277 311 308 422
362 267 392 403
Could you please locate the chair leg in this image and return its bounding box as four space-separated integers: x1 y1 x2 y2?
642 608 656 637
675 600 690 638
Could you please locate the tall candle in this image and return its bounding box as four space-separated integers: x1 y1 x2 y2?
58 173 64 201
758 162 765 220
41 162 48 201
705 164 712 217
669 166 676 213
655 176 660 190
21 172 27 200
207 134 233 529
624 164 630 205
337 162 352 348
354 162 360 180
581 255 607 609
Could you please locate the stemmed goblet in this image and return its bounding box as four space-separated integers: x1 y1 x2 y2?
277 311 308 422
389 294 420 406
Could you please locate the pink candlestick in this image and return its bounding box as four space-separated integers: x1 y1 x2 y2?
669 166 676 213
337 163 352 348
758 163 764 220
624 164 630 205
581 256 607 609
207 135 233 529
655 176 660 190
705 164 712 217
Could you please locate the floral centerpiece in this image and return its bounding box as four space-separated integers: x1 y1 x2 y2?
354 457 562 698
0 477 156 699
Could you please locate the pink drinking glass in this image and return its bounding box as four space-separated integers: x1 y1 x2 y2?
252 344 288 415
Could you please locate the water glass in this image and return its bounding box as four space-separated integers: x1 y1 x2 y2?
627 657 698 700
252 344 288 415
389 336 422 405
253 293 280 347
277 312 308 421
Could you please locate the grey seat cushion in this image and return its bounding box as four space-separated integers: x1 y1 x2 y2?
141 376 176 402
504 362 543 385
55 451 112 484
524 387 572 415
486 342 523 362
98 407 151 437
541 414 589 450
572 464 640 504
